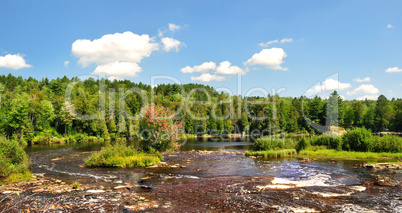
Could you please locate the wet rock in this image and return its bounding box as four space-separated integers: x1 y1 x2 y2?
86 189 105 194
146 164 159 168
375 175 399 187
114 185 131 190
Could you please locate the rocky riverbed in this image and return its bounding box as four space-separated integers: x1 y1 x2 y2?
0 147 401 212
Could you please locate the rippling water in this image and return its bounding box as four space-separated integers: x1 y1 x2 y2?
8 139 399 212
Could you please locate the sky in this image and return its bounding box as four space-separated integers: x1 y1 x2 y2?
0 0 401 100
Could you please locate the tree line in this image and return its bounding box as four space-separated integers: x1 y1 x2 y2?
0 73 400 144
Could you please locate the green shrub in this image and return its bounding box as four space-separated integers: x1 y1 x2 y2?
0 137 31 182
71 182 81 189
295 137 310 153
252 137 296 151
74 133 88 142
85 143 162 168
342 127 373 152
310 134 342 150
372 135 402 153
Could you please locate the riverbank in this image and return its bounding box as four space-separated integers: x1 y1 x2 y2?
1 149 401 212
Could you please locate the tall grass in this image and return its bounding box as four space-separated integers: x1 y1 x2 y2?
299 148 402 159
252 137 296 151
245 149 297 158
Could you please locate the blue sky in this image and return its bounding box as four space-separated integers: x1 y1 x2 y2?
0 0 401 100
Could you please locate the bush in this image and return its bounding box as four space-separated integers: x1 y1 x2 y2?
85 143 163 168
74 133 88 142
372 135 402 153
0 137 31 182
295 137 310 153
252 137 296 151
310 134 342 150
342 127 373 152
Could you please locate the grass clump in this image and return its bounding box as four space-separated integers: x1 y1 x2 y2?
245 149 297 158
85 143 163 168
0 137 32 185
71 182 81 189
299 148 402 159
252 137 296 151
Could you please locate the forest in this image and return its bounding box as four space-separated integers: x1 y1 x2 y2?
0 73 401 145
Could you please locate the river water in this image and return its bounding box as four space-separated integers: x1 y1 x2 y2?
1 138 401 212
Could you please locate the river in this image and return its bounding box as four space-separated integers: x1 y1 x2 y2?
0 138 401 212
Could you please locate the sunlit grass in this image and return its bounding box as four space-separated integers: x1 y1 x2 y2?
85 143 162 168
299 148 402 159
245 149 297 158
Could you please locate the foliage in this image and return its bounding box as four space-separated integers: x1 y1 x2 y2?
310 134 342 150
371 135 402 153
342 127 373 152
252 137 296 151
71 182 81 189
85 143 162 168
295 137 310 153
245 149 297 158
139 105 183 152
0 137 31 182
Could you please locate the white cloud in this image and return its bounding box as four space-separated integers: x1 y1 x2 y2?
385 67 402 73
356 95 379 100
158 29 164 37
190 73 226 82
180 61 217 73
161 37 182 52
92 61 142 77
244 48 288 71
387 24 393 28
280 38 293 43
216 61 247 75
108 76 123 81
346 84 379 95
258 38 293 47
72 31 159 67
0 54 32 70
64 61 70 68
168 23 181 32
307 79 352 94
258 40 278 47
353 77 370 82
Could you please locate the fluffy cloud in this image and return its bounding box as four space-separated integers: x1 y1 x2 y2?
385 67 402 73
353 77 370 82
168 23 181 32
92 61 142 77
72 31 159 67
387 24 393 28
190 73 226 82
161 37 182 52
346 84 379 96
0 54 32 70
307 79 351 94
180 61 217 73
356 95 379 100
216 61 247 75
244 48 288 71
